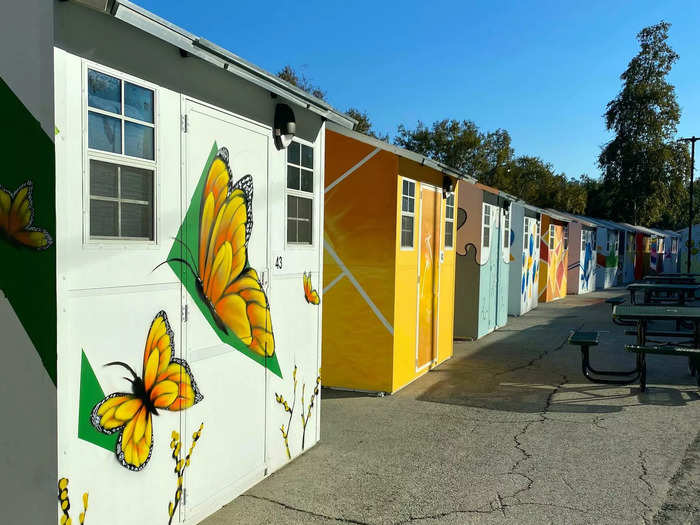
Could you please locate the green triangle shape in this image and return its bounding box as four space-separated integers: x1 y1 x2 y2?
78 350 117 452
167 142 282 378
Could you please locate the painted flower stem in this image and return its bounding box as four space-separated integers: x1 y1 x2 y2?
300 374 321 451
57 477 88 525
168 423 204 525
275 365 297 459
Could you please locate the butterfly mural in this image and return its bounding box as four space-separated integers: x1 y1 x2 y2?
159 146 275 359
90 311 203 471
0 180 52 250
303 271 320 305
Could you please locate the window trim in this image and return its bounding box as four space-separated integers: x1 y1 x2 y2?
502 206 510 250
482 203 492 250
444 192 455 250
82 61 159 246
285 137 316 248
548 224 555 250
400 177 416 250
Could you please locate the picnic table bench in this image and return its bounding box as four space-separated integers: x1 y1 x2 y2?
567 305 700 391
643 275 697 285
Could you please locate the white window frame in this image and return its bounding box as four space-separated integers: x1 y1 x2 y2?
523 218 529 249
285 137 316 248
482 204 491 249
400 177 416 250
548 224 555 250
444 192 455 250
563 224 569 250
82 61 159 246
502 206 510 250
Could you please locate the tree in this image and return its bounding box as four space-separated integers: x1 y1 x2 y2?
394 119 508 180
276 65 326 101
345 107 389 141
598 21 690 226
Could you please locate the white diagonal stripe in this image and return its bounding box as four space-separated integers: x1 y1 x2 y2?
323 271 346 294
324 240 394 335
325 148 380 194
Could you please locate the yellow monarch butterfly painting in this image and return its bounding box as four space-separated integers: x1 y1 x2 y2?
0 180 53 250
159 146 276 362
303 271 320 305
90 311 203 471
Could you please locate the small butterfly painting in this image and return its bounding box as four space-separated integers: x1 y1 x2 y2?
0 180 52 250
303 271 320 305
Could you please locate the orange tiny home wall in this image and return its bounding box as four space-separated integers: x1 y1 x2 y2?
538 214 568 302
323 130 398 392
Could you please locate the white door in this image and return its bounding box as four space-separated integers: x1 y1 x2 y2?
179 99 271 520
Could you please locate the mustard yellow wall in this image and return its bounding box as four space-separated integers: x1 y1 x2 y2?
323 130 398 392
392 159 456 392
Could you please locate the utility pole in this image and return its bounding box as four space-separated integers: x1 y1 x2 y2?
680 137 698 273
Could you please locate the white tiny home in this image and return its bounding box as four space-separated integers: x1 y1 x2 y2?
2 1 355 523
507 202 541 316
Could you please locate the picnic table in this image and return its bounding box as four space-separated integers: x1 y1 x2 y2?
568 305 700 391
643 275 697 284
627 283 700 305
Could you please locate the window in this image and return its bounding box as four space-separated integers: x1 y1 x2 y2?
88 69 155 160
502 207 510 249
482 205 491 248
286 141 314 244
581 230 587 251
86 68 156 241
89 160 154 239
400 179 416 248
444 193 454 249
672 238 678 253
548 224 555 249
563 225 569 250
523 219 529 248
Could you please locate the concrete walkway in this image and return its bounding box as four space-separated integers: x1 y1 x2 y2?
203 288 700 524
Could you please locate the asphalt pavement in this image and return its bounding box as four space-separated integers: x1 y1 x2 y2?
203 288 700 524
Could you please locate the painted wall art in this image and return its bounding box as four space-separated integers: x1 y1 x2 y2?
90 311 203 471
167 423 204 525
0 180 53 250
57 478 88 525
160 144 280 376
275 365 320 459
539 217 567 301
303 271 320 304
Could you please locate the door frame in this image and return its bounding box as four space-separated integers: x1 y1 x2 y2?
414 183 442 372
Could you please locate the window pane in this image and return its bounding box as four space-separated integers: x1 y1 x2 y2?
297 196 312 220
298 219 312 244
446 204 454 220
90 199 118 237
121 166 153 201
88 111 122 153
288 141 300 164
88 70 121 114
408 181 414 197
287 195 298 218
403 180 409 195
287 219 297 243
124 121 154 160
125 82 154 123
121 202 153 239
445 222 453 248
300 169 313 192
90 160 118 198
287 166 300 190
402 196 410 212
301 144 313 169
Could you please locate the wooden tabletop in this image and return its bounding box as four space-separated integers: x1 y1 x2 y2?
613 305 700 321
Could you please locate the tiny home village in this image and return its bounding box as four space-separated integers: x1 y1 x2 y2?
0 1 686 523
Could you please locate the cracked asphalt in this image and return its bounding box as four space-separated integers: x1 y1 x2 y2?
203 288 700 524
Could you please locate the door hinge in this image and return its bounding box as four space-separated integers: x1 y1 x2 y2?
182 304 189 323
181 114 188 133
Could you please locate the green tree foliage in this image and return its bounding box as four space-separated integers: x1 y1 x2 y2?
598 21 690 227
394 120 587 213
345 107 389 141
277 65 326 101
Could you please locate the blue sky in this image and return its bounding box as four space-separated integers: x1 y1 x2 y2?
136 0 700 180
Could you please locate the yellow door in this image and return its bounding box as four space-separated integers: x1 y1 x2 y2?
417 186 439 369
